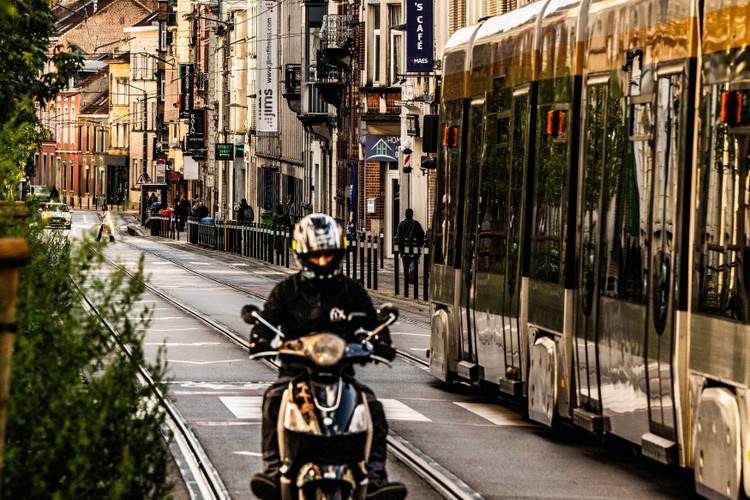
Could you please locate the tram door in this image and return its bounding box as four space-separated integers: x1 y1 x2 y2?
501 90 530 381
575 78 613 413
458 99 486 368
644 70 682 440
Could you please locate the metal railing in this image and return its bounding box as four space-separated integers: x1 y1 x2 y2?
158 218 430 302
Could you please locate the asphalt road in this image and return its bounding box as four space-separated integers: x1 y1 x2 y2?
73 212 698 499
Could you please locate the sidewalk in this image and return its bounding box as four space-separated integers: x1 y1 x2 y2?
116 213 431 322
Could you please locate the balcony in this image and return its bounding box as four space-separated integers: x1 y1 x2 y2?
283 64 301 114
319 14 353 66
297 82 333 142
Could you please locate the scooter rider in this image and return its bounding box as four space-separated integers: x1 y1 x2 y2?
249 213 407 500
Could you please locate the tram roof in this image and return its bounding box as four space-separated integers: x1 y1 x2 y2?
474 0 546 44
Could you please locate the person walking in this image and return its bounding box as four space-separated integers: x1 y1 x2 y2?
238 198 254 223
178 195 191 231
272 203 292 258
49 185 59 202
97 204 116 242
395 208 425 283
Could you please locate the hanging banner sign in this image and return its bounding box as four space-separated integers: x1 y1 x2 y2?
364 136 400 162
183 155 199 180
186 108 206 150
179 63 194 119
257 0 278 132
406 0 434 73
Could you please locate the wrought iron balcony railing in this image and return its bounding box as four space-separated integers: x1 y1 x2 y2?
320 14 353 52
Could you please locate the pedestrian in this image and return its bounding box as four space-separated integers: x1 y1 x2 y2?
178 195 191 231
49 185 59 202
238 198 254 223
97 204 116 242
395 208 425 283
147 192 157 207
272 203 292 257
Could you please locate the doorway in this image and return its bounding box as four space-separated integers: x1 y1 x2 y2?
385 169 400 258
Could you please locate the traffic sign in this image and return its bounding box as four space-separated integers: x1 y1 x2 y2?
136 173 151 185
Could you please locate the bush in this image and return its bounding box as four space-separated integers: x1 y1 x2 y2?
1 221 171 499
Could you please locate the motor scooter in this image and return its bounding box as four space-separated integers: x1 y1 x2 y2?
241 304 400 500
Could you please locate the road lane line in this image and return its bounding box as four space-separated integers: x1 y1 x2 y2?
233 451 262 457
391 332 430 337
453 402 534 427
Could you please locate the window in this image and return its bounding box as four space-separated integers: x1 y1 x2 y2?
693 82 750 321
432 100 464 266
370 5 381 84
389 31 403 85
388 4 402 85
63 106 68 143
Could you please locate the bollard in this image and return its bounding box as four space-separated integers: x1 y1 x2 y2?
423 241 430 300
393 245 400 296
0 238 29 471
413 246 420 301
373 234 378 290
284 228 290 268
379 229 385 269
345 236 351 278
403 243 411 299
359 232 365 285
366 235 372 289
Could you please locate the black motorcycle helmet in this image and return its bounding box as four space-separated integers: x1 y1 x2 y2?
292 213 346 280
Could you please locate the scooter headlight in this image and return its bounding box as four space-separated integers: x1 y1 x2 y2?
348 403 371 432
309 334 346 367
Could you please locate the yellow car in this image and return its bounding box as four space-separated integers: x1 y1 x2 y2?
40 202 72 229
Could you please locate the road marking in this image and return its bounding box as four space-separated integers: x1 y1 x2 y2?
391 332 430 337
167 359 247 365
220 396 263 418
129 316 185 320
173 381 270 390
409 348 428 352
233 451 262 457
192 420 260 427
144 342 221 346
149 327 205 332
230 263 249 267
453 402 534 427
381 399 431 422
188 261 210 265
148 261 171 265
220 396 432 422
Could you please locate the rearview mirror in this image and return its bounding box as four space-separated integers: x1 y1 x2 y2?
241 304 260 324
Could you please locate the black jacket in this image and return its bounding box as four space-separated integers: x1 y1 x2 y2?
395 218 425 249
252 273 391 345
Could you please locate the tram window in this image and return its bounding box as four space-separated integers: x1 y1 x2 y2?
463 100 486 274
477 111 511 275
432 100 464 266
580 84 607 313
695 83 750 322
599 81 629 300
507 93 529 294
530 103 566 284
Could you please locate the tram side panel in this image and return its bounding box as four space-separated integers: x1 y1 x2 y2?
689 0 750 495
526 1 582 426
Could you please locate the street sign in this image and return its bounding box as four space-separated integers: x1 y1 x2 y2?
215 143 233 160
136 173 151 185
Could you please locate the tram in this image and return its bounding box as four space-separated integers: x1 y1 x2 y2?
428 0 750 497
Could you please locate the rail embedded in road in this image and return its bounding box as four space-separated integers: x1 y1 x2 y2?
100 247 478 499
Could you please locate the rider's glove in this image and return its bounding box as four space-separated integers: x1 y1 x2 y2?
372 342 396 362
249 332 273 356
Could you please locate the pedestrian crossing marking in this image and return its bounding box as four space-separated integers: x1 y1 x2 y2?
453 402 534 427
380 399 431 422
219 396 432 422
220 396 263 418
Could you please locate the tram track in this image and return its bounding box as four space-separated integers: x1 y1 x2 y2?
73 280 231 500
99 247 483 500
119 239 431 369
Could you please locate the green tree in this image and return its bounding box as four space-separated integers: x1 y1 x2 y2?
1 221 171 498
0 0 82 192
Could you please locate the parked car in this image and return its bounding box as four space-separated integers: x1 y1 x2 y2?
40 202 72 229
